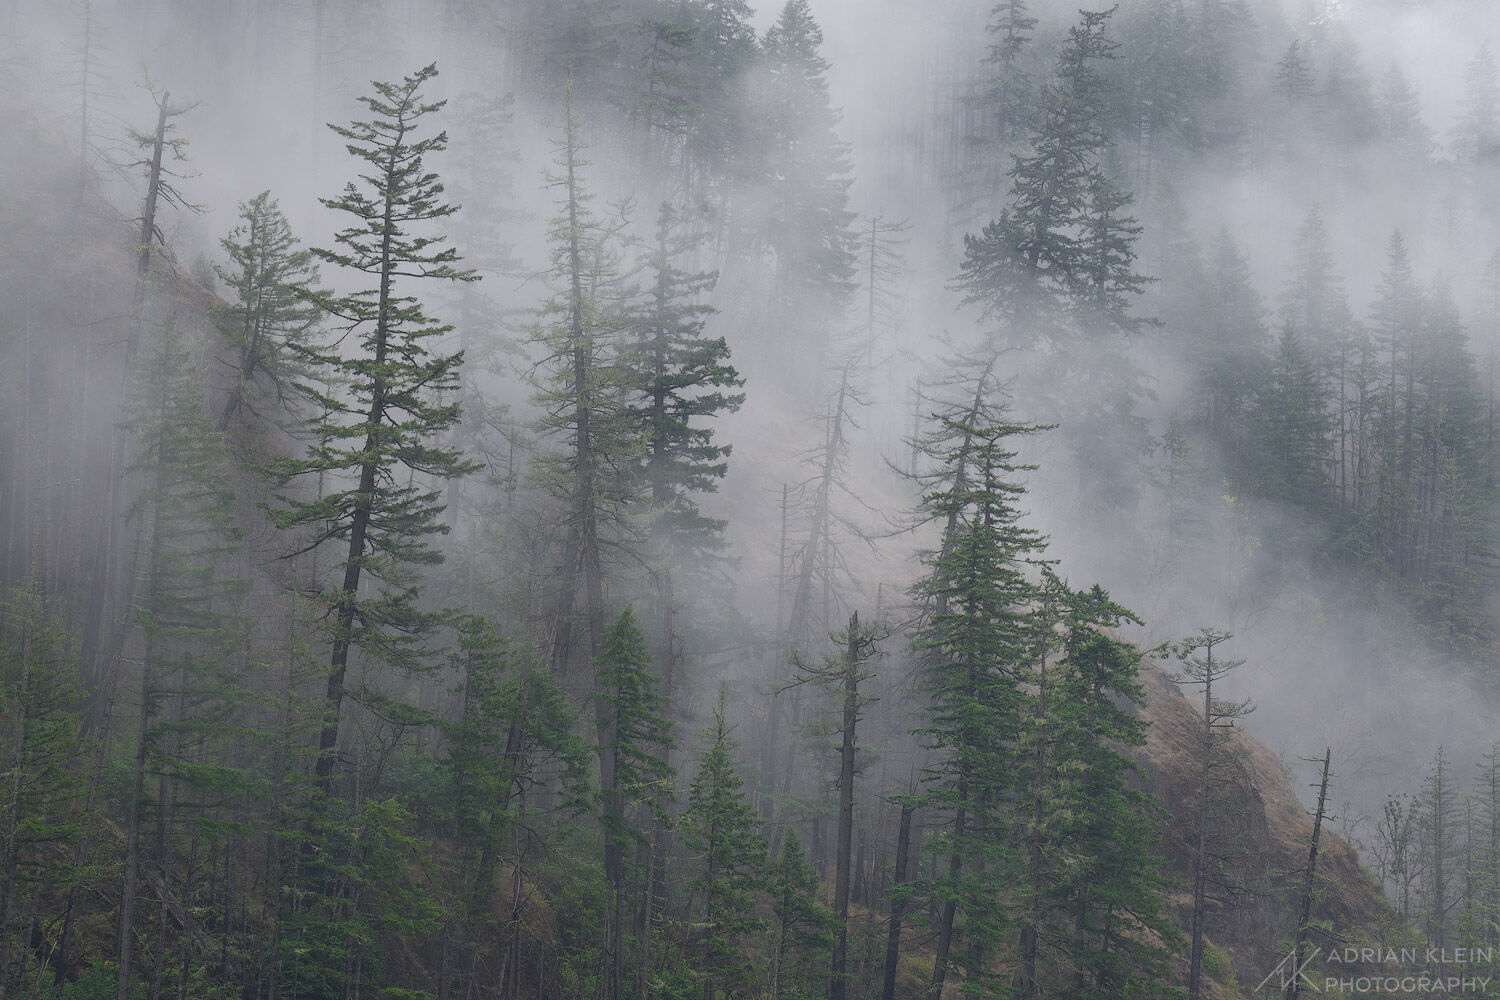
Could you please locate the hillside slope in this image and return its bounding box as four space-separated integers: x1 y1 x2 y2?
1135 659 1392 997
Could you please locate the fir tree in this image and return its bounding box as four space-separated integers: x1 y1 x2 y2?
1275 40 1314 103
909 357 1047 1000
1192 227 1269 440
1453 44 1499 163
267 63 477 788
1243 324 1333 512
1045 584 1182 1000
0 584 88 996
1376 62 1434 164
212 190 320 433
530 90 639 686
767 831 833 1000
983 0 1039 143
595 607 674 1000
625 201 744 574
117 319 248 1000
958 7 1139 344
681 690 768 1000
758 0 858 357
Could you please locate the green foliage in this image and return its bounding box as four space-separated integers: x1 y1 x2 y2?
1242 324 1333 512
767 831 833 1000
681 691 768 999
212 190 320 434
0 584 89 991
624 202 744 571
267 61 476 681
756 0 858 359
126 318 250 793
597 607 675 832
909 358 1047 993
959 7 1144 342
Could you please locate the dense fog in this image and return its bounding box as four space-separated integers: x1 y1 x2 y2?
5 0 1500 997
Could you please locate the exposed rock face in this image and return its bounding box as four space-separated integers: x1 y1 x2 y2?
1134 659 1391 997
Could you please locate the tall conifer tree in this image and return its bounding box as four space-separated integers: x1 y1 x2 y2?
267 63 476 788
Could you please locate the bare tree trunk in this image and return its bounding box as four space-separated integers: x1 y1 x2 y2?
927 794 965 1000
1188 648 1214 1000
881 794 915 1000
1289 749 1330 1000
829 614 861 1000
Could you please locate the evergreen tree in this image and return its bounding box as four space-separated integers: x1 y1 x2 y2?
267 63 476 788
1275 40 1314 103
767 831 833 1000
1376 62 1434 164
1190 227 1268 440
1242 324 1333 512
213 190 321 433
1367 230 1425 575
1172 629 1255 1000
958 7 1137 343
1044 584 1181 1000
1318 36 1378 149
117 319 248 1000
631 7 700 149
625 201 744 575
0 584 88 997
595 607 674 1000
909 357 1047 1000
1279 207 1358 506
530 91 639 686
436 617 526 995
758 0 858 357
682 0 759 194
1408 279 1492 652
1453 44 1499 163
1422 747 1462 947
681 691 768 1000
983 0 1039 144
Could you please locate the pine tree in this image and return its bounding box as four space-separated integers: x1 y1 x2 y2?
1275 40 1314 103
1190 227 1268 440
1279 206 1360 507
1172 629 1254 1000
1453 44 1499 163
436 616 524 995
595 607 674 1000
0 584 88 996
909 356 1047 1000
117 319 248 1000
1243 324 1333 512
682 0 760 194
628 202 743 554
631 9 700 155
681 691 768 1000
1409 279 1492 652
1044 583 1181 999
267 63 476 788
1377 62 1434 164
1367 230 1425 575
212 190 320 433
957 7 1137 344
1423 747 1462 947
767 831 833 1000
758 0 858 357
983 0 1039 144
530 90 639 686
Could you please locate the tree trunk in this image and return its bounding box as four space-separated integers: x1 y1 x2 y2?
881 796 915 1000
1188 647 1214 1000
1289 749 1330 1000
829 614 860 1000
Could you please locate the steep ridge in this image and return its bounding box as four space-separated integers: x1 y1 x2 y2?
1135 659 1393 997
